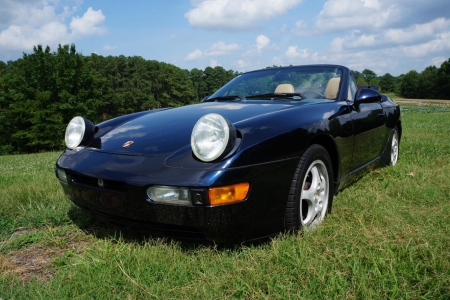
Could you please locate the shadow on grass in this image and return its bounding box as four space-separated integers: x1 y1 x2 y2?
67 204 274 252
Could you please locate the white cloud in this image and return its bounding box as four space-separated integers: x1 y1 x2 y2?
237 59 246 68
296 40 450 75
185 41 240 61
229 36 279 72
330 37 344 52
184 49 203 61
205 41 240 56
315 0 450 33
328 18 450 52
432 56 446 67
361 0 381 9
295 0 450 74
334 33 376 50
285 46 310 60
185 0 303 30
209 59 220 67
102 44 117 51
242 34 278 57
0 2 106 54
70 7 106 37
399 31 450 58
0 0 67 27
384 18 450 44
256 35 270 51
315 0 397 33
0 22 69 51
291 20 309 36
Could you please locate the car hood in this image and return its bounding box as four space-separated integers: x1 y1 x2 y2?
92 101 300 156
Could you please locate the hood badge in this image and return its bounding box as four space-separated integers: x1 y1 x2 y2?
122 141 134 148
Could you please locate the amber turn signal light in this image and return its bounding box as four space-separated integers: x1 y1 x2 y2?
208 182 250 206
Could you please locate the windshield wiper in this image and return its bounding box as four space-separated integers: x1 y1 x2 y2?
203 95 243 102
245 92 305 100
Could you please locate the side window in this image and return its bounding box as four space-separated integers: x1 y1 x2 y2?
348 74 357 101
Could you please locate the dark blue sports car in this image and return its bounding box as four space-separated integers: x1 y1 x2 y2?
55 65 401 243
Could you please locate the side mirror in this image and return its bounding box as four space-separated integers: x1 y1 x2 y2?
354 88 382 107
201 95 210 102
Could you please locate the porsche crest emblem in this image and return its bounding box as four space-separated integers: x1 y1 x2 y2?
122 141 134 148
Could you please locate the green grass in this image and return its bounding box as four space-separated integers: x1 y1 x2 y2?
1 102 449 299
383 92 400 99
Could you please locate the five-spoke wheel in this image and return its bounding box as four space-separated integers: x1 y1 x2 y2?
390 128 399 166
285 144 334 231
299 159 329 228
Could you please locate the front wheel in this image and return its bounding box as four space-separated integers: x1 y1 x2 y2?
390 127 399 166
285 144 334 231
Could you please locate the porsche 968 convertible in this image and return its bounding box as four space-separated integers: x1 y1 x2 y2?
55 64 401 243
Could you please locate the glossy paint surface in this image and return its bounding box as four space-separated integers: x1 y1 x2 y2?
56 65 401 243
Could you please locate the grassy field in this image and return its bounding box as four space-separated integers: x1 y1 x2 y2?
1 101 449 299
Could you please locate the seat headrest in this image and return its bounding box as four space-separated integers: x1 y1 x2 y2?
324 77 341 99
274 83 295 94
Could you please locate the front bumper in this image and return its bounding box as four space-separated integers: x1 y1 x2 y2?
56 150 297 243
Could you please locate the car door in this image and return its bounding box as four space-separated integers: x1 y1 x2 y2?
348 77 387 169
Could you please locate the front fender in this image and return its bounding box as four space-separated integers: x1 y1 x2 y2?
166 102 343 169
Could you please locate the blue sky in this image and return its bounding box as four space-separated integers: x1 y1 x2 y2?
1 0 449 76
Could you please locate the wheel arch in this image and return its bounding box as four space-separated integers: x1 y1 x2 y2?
308 134 340 192
396 120 402 142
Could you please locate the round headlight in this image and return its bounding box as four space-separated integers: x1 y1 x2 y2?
65 116 86 149
64 116 96 149
191 113 236 162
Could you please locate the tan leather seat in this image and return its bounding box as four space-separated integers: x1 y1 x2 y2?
324 77 340 99
274 83 295 94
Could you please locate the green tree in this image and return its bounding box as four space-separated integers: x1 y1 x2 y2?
189 68 207 101
400 70 420 98
2 44 101 152
379 73 396 93
437 58 450 99
351 70 363 83
417 66 439 99
362 69 378 85
356 77 368 86
0 60 15 153
203 66 237 95
394 74 404 95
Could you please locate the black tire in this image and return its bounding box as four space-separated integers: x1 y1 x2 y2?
390 127 399 166
285 144 334 231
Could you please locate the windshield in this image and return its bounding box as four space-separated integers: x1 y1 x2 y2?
208 66 343 101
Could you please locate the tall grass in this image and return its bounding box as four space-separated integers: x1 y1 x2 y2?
1 103 449 299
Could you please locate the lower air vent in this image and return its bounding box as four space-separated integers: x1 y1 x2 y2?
71 174 128 193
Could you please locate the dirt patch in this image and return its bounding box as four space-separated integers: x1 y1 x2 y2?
1 228 94 282
393 98 450 104
1 245 62 282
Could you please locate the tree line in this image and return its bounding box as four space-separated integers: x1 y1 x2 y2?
0 44 448 154
351 61 450 99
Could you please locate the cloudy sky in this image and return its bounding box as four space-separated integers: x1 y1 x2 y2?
0 0 449 76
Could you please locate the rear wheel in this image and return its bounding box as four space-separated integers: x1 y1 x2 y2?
285 144 334 231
